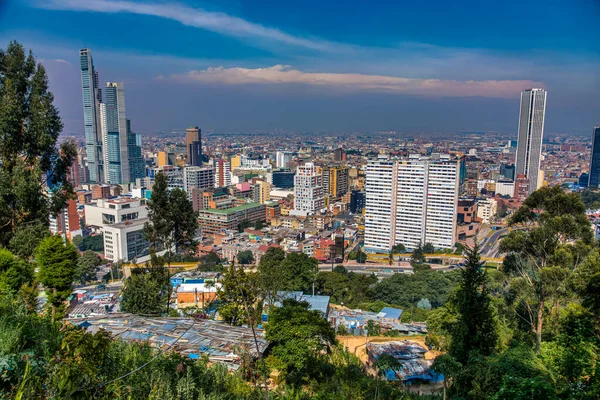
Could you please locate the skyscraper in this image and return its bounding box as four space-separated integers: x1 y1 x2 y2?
364 155 459 252
79 48 104 183
127 119 145 181
105 82 130 184
515 88 547 194
588 127 600 187
186 127 202 166
291 162 324 216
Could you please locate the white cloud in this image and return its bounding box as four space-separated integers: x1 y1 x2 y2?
167 65 543 98
35 0 341 51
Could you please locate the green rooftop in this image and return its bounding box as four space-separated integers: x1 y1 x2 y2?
200 202 264 215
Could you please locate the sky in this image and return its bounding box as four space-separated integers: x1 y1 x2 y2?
0 0 599 135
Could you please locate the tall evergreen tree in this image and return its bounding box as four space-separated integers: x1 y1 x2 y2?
500 186 593 354
449 242 498 365
36 235 78 321
0 41 76 246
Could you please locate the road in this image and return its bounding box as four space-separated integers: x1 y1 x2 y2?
480 228 508 257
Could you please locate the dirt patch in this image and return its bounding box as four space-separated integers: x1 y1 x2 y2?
337 334 441 363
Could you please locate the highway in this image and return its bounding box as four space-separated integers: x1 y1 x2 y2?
480 227 508 257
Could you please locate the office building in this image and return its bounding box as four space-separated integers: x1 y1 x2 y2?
495 179 515 197
253 181 271 204
186 127 202 166
103 218 151 262
500 164 515 180
588 127 600 187
270 170 295 189
104 82 130 184
127 120 145 181
349 190 366 213
334 148 346 162
322 166 349 198
275 151 294 168
291 162 325 217
477 198 497 224
580 173 589 188
183 166 215 201
364 155 459 252
214 159 231 187
91 184 111 200
515 88 547 194
84 197 148 230
514 174 530 201
198 203 266 236
79 48 104 183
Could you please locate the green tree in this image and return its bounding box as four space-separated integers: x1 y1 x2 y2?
120 255 170 315
237 250 254 265
281 252 319 292
356 250 367 264
36 235 78 321
423 242 435 254
258 247 286 304
198 251 222 272
391 243 407 254
8 221 49 259
218 263 259 325
431 354 461 400
265 299 337 386
0 41 76 247
144 172 171 251
417 298 432 310
411 242 425 265
366 319 381 336
0 248 34 292
449 243 498 366
500 186 593 354
75 250 102 285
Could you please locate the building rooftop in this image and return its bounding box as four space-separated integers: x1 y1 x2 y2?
200 202 263 215
67 313 268 370
110 217 149 229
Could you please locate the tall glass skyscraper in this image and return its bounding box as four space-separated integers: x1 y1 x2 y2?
79 48 104 183
588 127 600 188
127 119 145 181
515 88 546 194
105 82 130 184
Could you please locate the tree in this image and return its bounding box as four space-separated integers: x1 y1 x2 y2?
411 242 426 265
8 221 49 259
423 242 435 254
366 319 381 336
237 250 254 265
265 299 337 386
431 354 461 400
120 255 170 315
237 219 252 232
391 243 406 254
75 250 102 285
448 243 498 366
281 252 319 292
218 263 259 325
0 248 34 293
199 251 222 272
36 235 78 321
0 41 76 247
258 247 286 304
144 172 171 251
168 187 198 254
356 250 367 264
417 298 432 310
253 220 264 230
500 186 593 354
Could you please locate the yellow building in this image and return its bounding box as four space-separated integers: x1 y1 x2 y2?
321 166 349 198
157 151 169 166
255 181 271 204
230 155 241 170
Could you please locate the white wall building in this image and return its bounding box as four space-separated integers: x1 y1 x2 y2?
103 218 151 262
291 162 325 217
364 155 459 252
183 166 215 200
477 198 498 224
495 179 515 197
275 151 294 168
84 198 148 230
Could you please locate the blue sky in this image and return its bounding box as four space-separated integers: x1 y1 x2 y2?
0 0 598 134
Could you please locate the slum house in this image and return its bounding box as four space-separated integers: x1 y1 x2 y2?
67 313 268 370
328 307 427 336
366 341 441 385
270 291 331 318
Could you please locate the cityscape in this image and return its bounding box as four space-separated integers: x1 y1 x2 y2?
0 1 599 399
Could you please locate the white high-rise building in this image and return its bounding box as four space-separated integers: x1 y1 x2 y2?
364 155 459 252
515 88 546 194
183 166 215 200
291 162 324 216
275 151 293 168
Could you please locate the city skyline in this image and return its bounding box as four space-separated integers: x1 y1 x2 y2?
0 0 598 134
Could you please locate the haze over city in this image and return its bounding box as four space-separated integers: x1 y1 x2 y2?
0 0 599 134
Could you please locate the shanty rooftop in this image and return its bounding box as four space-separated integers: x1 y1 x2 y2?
67 313 268 370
